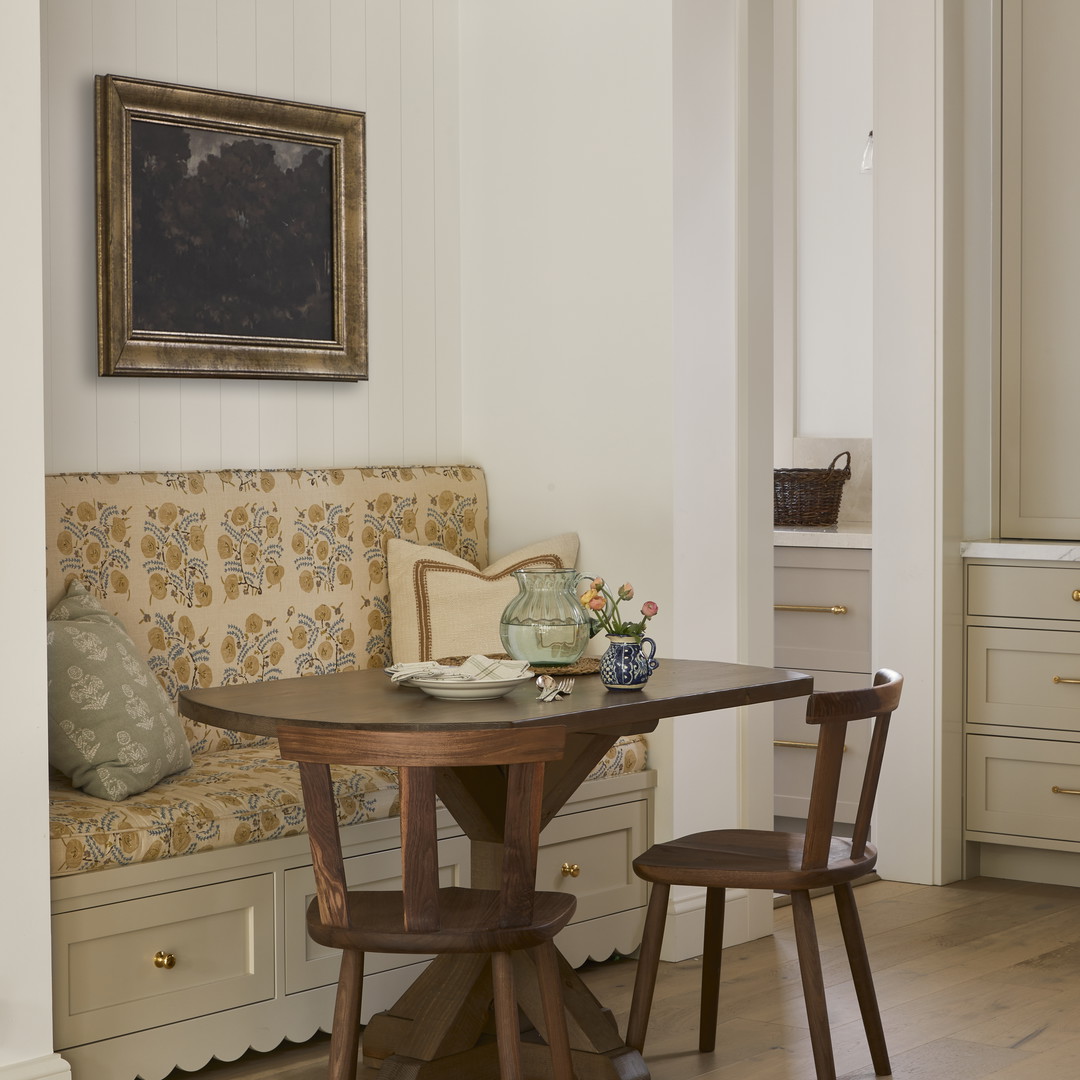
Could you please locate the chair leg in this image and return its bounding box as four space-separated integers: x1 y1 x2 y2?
327 948 364 1080
625 880 670 1053
834 882 891 1076
790 890 836 1080
532 942 576 1080
698 886 727 1052
491 951 524 1080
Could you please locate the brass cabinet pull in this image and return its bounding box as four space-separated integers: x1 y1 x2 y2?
153 951 176 969
774 604 848 615
773 739 848 752
560 862 581 878
1072 590 1080 602
1052 676 1080 685
1052 786 1080 796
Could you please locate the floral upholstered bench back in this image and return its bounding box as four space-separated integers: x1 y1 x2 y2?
44 466 489 754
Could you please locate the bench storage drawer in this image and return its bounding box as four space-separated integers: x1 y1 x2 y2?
53 875 275 1048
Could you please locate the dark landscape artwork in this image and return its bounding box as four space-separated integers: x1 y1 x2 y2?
130 120 335 342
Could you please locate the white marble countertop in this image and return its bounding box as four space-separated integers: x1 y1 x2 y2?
962 538 1080 562
773 522 872 549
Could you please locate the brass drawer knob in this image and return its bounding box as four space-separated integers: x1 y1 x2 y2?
153 951 176 969
560 862 581 878
1072 590 1080 602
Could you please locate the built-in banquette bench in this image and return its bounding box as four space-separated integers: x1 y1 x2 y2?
44 465 654 1080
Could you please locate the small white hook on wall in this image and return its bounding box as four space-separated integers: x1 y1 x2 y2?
861 130 874 173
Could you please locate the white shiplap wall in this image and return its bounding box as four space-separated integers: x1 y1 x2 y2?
42 0 462 475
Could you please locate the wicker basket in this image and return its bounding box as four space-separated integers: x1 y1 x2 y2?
773 451 851 527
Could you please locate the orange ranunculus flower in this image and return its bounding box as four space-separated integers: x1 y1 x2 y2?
618 583 634 601
588 595 606 611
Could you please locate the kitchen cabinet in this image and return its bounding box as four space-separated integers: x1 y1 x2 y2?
773 546 872 826
1000 0 1080 538
964 560 1080 871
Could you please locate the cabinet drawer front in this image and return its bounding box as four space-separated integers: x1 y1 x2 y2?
284 835 470 994
537 801 648 924
774 670 870 824
968 564 1080 621
53 875 275 1048
967 734 1080 843
774 563 871 673
967 626 1080 732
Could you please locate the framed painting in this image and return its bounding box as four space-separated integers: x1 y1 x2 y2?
95 75 367 380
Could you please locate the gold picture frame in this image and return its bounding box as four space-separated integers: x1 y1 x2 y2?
95 74 367 380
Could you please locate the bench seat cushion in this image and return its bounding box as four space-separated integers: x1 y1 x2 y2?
49 732 648 876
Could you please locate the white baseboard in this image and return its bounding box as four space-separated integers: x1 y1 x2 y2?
0 1055 71 1080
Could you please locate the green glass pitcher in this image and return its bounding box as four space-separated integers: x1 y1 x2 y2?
499 568 592 667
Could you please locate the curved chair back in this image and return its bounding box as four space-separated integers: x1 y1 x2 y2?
801 668 903 871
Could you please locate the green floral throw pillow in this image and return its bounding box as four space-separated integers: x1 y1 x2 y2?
47 581 192 800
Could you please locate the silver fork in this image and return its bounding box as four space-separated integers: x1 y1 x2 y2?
536 675 575 701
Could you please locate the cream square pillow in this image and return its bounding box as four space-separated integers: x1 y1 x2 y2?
388 534 580 663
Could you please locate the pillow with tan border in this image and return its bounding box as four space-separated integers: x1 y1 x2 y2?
388 533 580 663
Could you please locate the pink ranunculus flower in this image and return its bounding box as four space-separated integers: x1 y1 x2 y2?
618 583 634 601
592 577 605 590
641 601 658 618
588 595 606 611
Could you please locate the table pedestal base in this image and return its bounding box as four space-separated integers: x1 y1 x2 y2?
359 952 649 1080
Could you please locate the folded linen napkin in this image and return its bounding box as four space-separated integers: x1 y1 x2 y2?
386 655 532 685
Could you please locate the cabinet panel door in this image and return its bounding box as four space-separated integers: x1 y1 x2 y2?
967 733 1080 843
1000 0 1080 538
967 626 1080 733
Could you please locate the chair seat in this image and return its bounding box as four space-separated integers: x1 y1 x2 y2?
308 886 577 955
632 829 879 893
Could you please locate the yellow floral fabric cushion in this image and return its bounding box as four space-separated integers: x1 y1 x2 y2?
48 734 646 876
48 742 402 876
44 466 489 754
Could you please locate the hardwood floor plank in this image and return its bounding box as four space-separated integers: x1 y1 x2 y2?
169 877 1080 1080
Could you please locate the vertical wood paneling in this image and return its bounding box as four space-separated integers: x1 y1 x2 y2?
93 0 143 471
254 0 300 467
43 0 461 476
400 0 437 463
365 0 405 462
432 0 461 463
216 0 260 466
331 0 371 466
175 0 224 469
43 0 98 472
134 1 185 468
293 0 337 468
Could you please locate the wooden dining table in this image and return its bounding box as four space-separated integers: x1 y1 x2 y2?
180 658 812 1080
